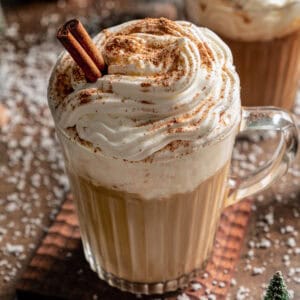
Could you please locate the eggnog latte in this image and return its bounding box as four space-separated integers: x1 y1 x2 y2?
185 0 300 109
49 18 242 294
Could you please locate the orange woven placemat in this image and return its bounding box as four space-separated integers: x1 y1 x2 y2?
16 196 252 300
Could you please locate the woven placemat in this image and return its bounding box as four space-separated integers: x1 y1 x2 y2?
16 196 252 300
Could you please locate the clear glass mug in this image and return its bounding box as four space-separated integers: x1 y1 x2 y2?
56 106 298 295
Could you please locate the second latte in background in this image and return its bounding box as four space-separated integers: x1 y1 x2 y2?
185 0 300 110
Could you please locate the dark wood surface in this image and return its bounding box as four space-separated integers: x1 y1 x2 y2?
16 196 252 300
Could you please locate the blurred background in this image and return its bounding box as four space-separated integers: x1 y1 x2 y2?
0 1 300 300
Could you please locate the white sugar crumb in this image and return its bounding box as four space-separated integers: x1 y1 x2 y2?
275 194 283 202
288 290 295 299
293 208 300 218
191 282 202 291
264 212 274 225
287 237 297 248
236 286 250 300
281 225 295 234
252 267 265 276
230 278 237 286
256 195 264 202
5 244 24 255
256 238 271 249
177 294 190 300
283 254 290 262
31 174 41 188
247 249 255 259
248 240 255 248
212 280 217 286
19 136 32 148
5 202 18 212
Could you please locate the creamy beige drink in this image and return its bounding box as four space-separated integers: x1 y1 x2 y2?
48 18 298 294
70 162 230 283
185 0 300 109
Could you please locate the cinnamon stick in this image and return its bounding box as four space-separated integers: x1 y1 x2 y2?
66 19 106 72
57 19 105 82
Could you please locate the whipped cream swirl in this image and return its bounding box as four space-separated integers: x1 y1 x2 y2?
186 0 300 41
48 18 240 161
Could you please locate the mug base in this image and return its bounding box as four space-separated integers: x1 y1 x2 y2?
96 266 199 295
85 251 201 295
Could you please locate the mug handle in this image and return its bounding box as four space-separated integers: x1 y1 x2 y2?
225 107 298 207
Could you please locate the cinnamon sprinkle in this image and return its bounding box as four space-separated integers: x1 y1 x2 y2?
103 17 213 82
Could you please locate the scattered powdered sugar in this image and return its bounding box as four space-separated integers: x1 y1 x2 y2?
0 18 68 287
0 33 58 105
228 88 300 299
1 2 300 298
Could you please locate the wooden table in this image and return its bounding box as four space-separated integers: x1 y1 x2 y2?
1 1 300 299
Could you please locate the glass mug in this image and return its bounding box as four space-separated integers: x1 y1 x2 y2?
56 106 298 295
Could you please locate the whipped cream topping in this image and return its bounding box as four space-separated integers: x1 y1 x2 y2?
185 0 300 41
48 18 240 161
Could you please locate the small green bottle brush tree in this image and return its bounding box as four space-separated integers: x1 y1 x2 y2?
264 271 289 300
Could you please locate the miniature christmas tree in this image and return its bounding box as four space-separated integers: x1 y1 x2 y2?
264 271 289 300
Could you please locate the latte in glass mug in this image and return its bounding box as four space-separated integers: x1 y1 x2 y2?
48 18 298 294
